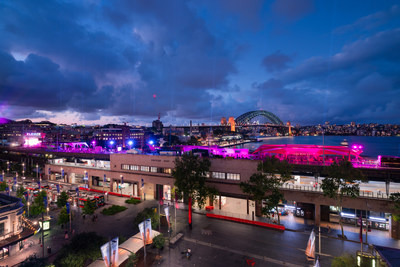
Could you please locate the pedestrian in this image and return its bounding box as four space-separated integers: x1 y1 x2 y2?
328 225 331 233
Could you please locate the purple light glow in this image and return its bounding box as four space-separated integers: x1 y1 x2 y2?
109 140 115 145
128 140 133 146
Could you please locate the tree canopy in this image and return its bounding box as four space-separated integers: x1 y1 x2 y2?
57 191 69 208
58 207 70 225
30 190 47 216
82 198 96 215
240 156 292 224
321 160 364 238
172 153 216 209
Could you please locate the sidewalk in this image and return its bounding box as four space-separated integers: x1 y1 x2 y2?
174 202 400 249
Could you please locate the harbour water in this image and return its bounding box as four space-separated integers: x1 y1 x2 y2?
237 136 400 158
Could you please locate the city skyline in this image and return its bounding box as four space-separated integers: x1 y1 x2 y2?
1 1 400 126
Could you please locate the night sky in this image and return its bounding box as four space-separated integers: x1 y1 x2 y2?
1 0 399 126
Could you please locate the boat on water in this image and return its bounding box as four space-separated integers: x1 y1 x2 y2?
340 139 349 147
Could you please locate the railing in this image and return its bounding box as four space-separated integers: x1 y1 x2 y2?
48 160 110 170
280 183 393 200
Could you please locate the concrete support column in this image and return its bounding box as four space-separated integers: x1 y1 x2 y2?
390 216 400 240
314 204 321 226
255 200 262 217
219 195 221 210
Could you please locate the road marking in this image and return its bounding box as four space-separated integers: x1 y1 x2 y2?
183 237 306 267
297 248 334 258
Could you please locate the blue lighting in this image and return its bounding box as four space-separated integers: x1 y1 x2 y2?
148 140 154 145
109 140 115 145
128 140 133 146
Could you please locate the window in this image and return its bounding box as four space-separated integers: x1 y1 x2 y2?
163 168 172 174
130 165 139 171
141 166 150 172
0 223 4 235
150 167 158 173
212 172 225 179
122 164 130 170
227 173 240 181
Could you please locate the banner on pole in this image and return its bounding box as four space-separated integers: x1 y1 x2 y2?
138 219 153 245
103 174 107 183
305 229 315 260
56 184 60 193
0 174 3 182
66 202 70 214
164 206 170 228
100 237 119 267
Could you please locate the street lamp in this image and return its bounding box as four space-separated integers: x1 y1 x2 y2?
36 164 39 181
27 201 30 217
6 161 9 174
127 140 134 149
22 163 25 179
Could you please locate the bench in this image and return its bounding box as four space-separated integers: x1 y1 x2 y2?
169 233 184 247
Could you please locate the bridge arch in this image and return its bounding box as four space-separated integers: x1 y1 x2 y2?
235 110 283 125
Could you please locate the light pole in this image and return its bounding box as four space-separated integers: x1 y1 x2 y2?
6 161 9 174
36 164 38 181
22 163 25 179
120 175 123 197
84 170 88 189
27 201 30 217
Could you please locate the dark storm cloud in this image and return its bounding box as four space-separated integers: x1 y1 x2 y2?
262 51 292 72
0 51 112 113
271 0 314 21
0 0 238 122
256 28 400 124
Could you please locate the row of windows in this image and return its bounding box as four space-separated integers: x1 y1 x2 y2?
122 164 172 175
121 164 239 180
212 172 240 180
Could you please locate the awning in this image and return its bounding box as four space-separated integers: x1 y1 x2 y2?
88 230 160 267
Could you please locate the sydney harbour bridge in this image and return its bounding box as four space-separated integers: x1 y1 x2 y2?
174 110 290 134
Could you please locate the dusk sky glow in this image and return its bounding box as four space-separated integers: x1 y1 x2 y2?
1 0 400 126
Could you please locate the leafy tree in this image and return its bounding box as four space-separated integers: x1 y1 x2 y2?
172 153 217 228
134 207 160 229
0 181 7 191
57 191 69 208
153 234 165 254
16 186 26 199
82 198 96 215
390 192 400 222
58 207 70 226
54 232 106 267
240 156 292 224
321 160 364 238
18 254 51 267
125 253 138 267
31 190 47 216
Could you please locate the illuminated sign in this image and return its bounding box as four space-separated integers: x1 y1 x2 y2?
25 133 41 136
39 220 51 231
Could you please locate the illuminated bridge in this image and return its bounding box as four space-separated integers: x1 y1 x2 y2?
235 110 283 126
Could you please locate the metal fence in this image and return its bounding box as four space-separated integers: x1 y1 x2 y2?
280 183 393 200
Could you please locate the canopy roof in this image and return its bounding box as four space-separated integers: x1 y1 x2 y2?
252 144 363 158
